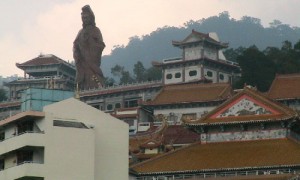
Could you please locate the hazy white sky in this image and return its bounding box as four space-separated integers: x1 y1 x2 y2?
0 0 299 77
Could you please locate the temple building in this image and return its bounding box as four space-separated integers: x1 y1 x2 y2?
5 54 76 100
142 83 233 125
153 30 241 85
130 87 300 179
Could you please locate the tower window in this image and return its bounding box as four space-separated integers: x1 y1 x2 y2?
189 70 197 77
175 72 181 78
166 74 172 79
219 74 224 80
206 71 213 77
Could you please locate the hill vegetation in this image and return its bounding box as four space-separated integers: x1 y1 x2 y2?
102 11 300 92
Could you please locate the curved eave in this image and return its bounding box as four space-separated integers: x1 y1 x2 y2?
172 40 228 49
184 116 295 127
144 99 227 107
132 164 300 176
152 58 240 71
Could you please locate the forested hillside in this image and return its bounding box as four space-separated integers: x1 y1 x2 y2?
102 11 300 79
101 11 300 93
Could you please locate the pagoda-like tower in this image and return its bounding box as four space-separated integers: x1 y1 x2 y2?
153 30 241 85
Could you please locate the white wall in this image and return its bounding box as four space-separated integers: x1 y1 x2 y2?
184 46 202 60
164 68 183 84
44 98 129 180
184 65 201 82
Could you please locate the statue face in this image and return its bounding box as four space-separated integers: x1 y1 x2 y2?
81 12 93 26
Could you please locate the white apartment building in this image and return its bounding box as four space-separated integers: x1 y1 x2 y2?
0 98 129 180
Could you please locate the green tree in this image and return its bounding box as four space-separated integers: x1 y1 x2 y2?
120 71 134 84
111 65 125 78
236 46 276 92
145 66 162 81
133 61 146 82
104 77 116 87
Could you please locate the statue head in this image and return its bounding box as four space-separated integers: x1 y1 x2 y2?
81 5 95 27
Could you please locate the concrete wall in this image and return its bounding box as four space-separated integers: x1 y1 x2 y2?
44 98 129 180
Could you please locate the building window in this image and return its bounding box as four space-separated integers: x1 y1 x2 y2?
175 72 181 78
0 159 4 170
53 120 88 129
17 121 34 134
115 103 121 109
124 99 139 108
107 104 113 111
206 71 213 77
17 150 33 165
166 74 172 79
219 73 224 80
189 70 197 77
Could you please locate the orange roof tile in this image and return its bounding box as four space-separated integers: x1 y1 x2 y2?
184 87 297 125
146 83 232 105
163 125 199 145
131 138 300 174
268 73 300 100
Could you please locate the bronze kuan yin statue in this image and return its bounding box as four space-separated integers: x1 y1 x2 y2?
73 5 105 90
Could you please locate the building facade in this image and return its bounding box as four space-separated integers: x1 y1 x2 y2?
0 98 129 180
130 87 300 179
5 54 76 100
153 30 241 85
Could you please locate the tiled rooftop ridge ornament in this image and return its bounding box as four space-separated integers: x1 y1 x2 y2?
73 5 106 90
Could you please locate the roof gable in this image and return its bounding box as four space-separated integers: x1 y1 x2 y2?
211 94 280 118
184 87 297 125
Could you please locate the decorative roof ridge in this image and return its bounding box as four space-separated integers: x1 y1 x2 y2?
183 86 297 125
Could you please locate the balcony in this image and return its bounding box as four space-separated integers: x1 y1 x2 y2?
0 161 45 180
0 132 45 155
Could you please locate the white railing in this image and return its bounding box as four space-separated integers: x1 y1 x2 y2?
80 80 163 93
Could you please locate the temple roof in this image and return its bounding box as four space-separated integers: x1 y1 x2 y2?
268 73 300 100
184 87 297 126
145 83 232 106
172 30 228 49
16 54 75 70
131 138 300 175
